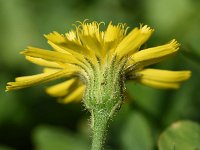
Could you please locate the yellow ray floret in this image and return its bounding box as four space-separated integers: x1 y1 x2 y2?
104 22 127 43
22 47 80 65
6 69 77 91
115 25 154 56
46 78 77 97
59 85 85 104
45 32 88 54
135 69 191 89
128 39 179 68
25 56 65 68
6 20 191 104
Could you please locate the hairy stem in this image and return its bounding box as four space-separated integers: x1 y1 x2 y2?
91 109 109 150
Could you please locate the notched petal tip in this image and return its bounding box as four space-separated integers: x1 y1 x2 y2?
5 69 76 92
115 24 154 56
140 25 154 33
20 49 29 55
181 70 192 80
169 39 180 50
5 85 11 92
5 82 17 91
20 46 36 55
128 39 181 68
44 31 66 44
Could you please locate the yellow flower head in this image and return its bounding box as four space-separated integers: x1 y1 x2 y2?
6 20 191 104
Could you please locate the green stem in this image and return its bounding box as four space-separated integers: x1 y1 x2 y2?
91 109 109 150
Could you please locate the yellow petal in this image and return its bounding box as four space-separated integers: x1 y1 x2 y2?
14 72 53 82
6 69 77 91
65 30 78 42
47 41 93 68
135 69 191 89
44 31 66 43
116 25 154 56
46 78 77 97
45 35 93 66
25 56 64 68
47 40 86 56
45 32 88 54
137 79 181 89
47 41 71 54
43 68 62 73
80 21 103 42
79 35 102 57
103 22 127 56
21 47 80 65
60 85 85 104
104 22 125 42
129 39 179 68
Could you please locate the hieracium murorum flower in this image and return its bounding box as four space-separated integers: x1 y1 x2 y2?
6 21 191 104
6 20 191 150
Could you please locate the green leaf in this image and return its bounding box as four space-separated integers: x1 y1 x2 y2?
32 125 89 150
158 121 200 150
120 111 153 150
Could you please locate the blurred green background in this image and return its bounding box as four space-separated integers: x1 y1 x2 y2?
0 0 200 150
